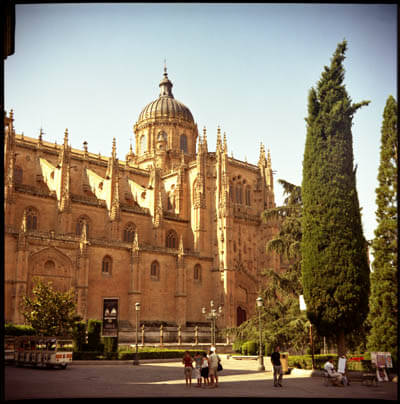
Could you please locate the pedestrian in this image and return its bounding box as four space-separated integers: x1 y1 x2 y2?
201 351 210 387
182 351 193 387
193 352 202 387
271 346 283 387
208 347 221 388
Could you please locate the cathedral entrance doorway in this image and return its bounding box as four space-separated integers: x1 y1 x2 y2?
237 306 247 326
28 247 73 294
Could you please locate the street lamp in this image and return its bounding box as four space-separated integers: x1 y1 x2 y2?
202 300 223 347
133 302 140 366
256 296 265 371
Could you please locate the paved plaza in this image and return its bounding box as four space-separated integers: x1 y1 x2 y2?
4 355 398 400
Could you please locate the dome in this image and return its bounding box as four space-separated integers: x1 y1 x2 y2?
137 68 194 124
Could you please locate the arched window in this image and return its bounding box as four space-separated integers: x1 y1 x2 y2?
123 223 136 242
25 207 38 231
157 131 167 141
14 166 23 185
102 256 112 275
140 134 147 154
245 185 251 206
76 216 90 237
236 184 243 204
150 260 160 280
194 264 202 282
180 134 188 154
44 260 55 272
166 229 178 249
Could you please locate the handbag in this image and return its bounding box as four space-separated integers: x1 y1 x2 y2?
217 362 223 371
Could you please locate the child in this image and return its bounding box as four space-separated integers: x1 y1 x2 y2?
193 352 203 387
200 351 210 387
182 351 193 387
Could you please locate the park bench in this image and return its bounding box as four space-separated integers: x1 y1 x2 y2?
323 370 339 386
361 372 377 386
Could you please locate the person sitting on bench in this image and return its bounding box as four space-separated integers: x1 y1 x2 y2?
324 357 343 386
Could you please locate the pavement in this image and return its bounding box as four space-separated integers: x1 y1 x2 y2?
4 355 398 400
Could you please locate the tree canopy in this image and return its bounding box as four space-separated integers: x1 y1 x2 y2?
21 278 78 336
301 40 370 355
367 95 398 361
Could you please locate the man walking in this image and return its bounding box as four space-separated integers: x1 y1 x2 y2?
271 346 283 387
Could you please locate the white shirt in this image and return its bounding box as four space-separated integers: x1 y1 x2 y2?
324 361 335 375
209 353 219 368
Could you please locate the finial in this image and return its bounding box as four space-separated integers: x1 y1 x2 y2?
216 126 222 148
112 137 117 159
83 141 88 153
159 60 173 97
64 128 69 146
39 127 43 142
259 142 266 159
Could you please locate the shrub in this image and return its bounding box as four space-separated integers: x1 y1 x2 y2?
232 340 242 353
87 319 102 351
72 321 86 352
5 323 36 336
103 337 118 353
73 351 103 360
241 341 258 355
118 348 206 361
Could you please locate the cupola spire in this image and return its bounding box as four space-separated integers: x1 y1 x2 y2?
159 62 174 97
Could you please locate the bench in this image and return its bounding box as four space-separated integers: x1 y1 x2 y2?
228 355 258 360
362 373 377 386
323 371 339 386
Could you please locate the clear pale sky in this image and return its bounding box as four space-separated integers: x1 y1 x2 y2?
4 3 398 245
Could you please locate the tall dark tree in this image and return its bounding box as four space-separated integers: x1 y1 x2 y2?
301 40 371 356
367 95 398 361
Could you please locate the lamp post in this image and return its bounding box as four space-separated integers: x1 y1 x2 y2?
256 296 265 371
133 302 140 366
202 300 223 347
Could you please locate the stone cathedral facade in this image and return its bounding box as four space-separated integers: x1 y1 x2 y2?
4 69 280 331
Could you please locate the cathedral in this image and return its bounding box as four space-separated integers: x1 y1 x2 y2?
4 68 280 332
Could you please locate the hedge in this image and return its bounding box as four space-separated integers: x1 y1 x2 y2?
5 323 36 336
288 354 375 372
241 341 258 355
73 349 207 361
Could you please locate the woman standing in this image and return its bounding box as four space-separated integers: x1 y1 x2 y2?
200 351 210 387
182 351 193 387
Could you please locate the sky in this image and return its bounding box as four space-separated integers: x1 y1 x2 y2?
4 3 398 247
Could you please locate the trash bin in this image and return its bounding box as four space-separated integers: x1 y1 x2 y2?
281 352 289 374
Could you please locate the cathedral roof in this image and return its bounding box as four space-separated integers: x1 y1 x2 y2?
137 68 194 124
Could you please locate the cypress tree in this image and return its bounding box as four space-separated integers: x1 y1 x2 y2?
367 95 398 361
301 40 371 355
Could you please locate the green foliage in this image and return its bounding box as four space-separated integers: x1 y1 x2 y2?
301 39 370 353
118 348 206 361
103 337 118 354
234 179 313 354
20 278 78 336
367 95 398 362
72 321 87 352
87 319 103 351
241 341 258 355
